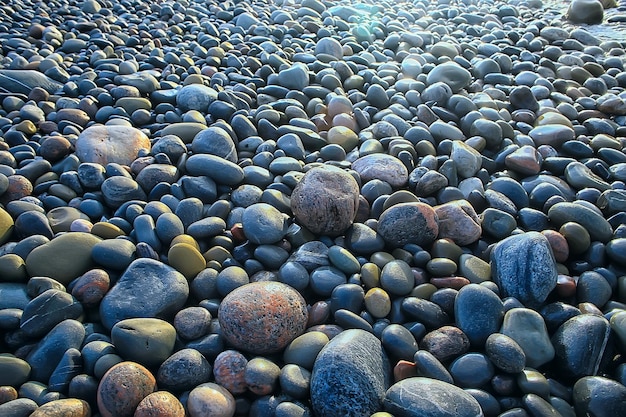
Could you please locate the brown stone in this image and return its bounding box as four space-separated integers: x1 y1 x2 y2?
434 200 481 246
97 361 156 417
75 125 151 166
71 269 110 307
420 326 470 363
291 165 360 236
393 360 417 382
377 202 439 248
352 154 408 188
134 391 185 417
0 175 32 205
30 399 90 417
213 350 248 395
541 230 569 263
187 383 236 417
218 282 308 354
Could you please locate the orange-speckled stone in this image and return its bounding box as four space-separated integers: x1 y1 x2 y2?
0 386 17 404
133 391 185 417
71 269 110 307
213 350 248 395
0 175 32 205
97 361 156 417
218 282 308 354
541 230 569 263
30 398 90 417
187 383 236 417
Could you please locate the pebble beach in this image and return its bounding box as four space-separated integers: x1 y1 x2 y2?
0 0 626 416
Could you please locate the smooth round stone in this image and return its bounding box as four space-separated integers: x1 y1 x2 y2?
187 382 235 417
449 352 494 388
559 222 591 255
491 232 557 307
455 284 504 347
25 232 101 285
426 258 457 277
112 318 176 368
551 314 610 379
191 126 237 162
419 325 469 363
309 266 347 297
92 239 136 270
213 350 248 395
352 154 408 188
457 254 491 283
160 123 207 144
245 357 281 395
450 141 482 178
529 125 575 149
242 203 287 244
380 260 415 296
176 84 218 112
99 258 189 330
28 398 89 417
291 165 359 236
311 329 390 417
567 0 604 24
434 200 481 246
377 202 439 248
365 287 391 318
284 331 329 370
47 207 89 233
280 364 311 400
413 350 453 384
75 125 151 166
485 333 526 374
278 63 309 90
403 297 449 329
328 246 360 274
573 376 626 417
383 377 483 417
327 126 358 151
0 355 31 386
381 324 419 361
20 289 83 338
501 308 555 369
0 398 38 417
26 319 85 383
577 271 612 308
168 243 206 279
548 202 613 243
426 62 472 93
218 282 308 354
315 37 343 59
101 176 147 208
97 361 156 417
135 164 179 192
0 207 14 245
134 391 185 417
185 154 244 186
157 348 211 392
607 238 626 266
0 254 27 282
173 307 211 341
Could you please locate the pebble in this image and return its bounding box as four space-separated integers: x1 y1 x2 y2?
75 125 151 166
567 0 604 24
352 154 408 188
377 202 439 248
111 318 177 368
29 399 90 417
218 282 308 354
97 361 156 417
310 329 390 417
434 200 481 246
134 391 185 417
455 284 504 347
291 165 360 236
501 308 555 369
241 203 287 244
383 377 483 417
187 383 236 417
157 348 212 392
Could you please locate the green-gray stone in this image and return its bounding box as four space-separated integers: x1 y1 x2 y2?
111 318 177 368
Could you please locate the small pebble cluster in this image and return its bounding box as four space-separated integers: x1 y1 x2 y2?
0 0 626 416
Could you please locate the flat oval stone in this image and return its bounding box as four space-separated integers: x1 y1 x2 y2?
291 165 360 236
529 125 575 148
311 329 391 417
548 202 613 243
20 289 83 338
191 126 237 162
112 318 177 368
99 258 189 330
157 348 212 392
0 398 38 417
185 154 244 186
75 125 151 166
283 331 329 370
455 284 504 347
383 377 483 417
449 352 494 388
352 154 408 188
26 319 85 382
218 281 308 354
25 232 102 285
134 391 184 417
187 382 236 417
0 355 31 386
501 308 554 369
491 232 557 307
377 202 439 248
485 333 526 374
242 203 287 245
551 314 610 379
29 399 90 417
97 361 156 417
426 62 472 93
168 243 206 279
92 238 136 270
176 84 218 112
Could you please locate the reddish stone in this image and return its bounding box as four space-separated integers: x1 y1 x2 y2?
39 136 73 162
213 350 248 395
187 383 236 417
378 202 439 248
71 269 110 307
306 301 331 327
0 386 17 404
0 175 32 205
393 360 417 382
420 326 470 363
133 391 185 417
430 276 470 290
542 230 569 263
556 274 577 298
505 145 542 176
97 361 156 417
218 282 308 354
434 200 482 246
